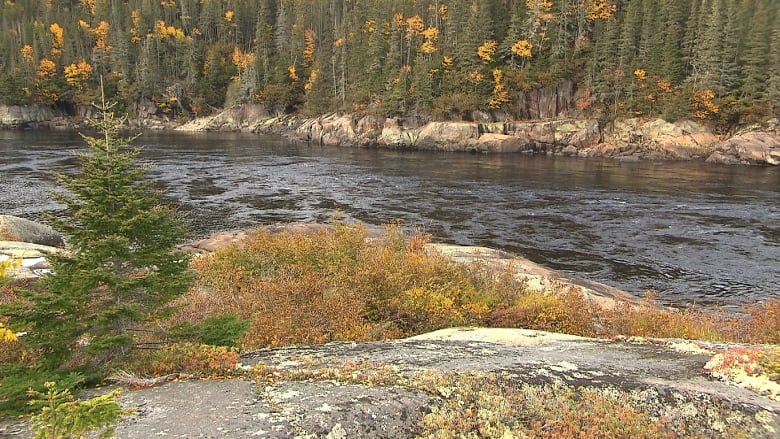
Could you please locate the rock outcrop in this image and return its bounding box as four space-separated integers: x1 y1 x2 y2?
0 105 62 129
0 216 61 280
513 79 576 120
0 215 63 248
176 104 271 132
0 241 57 280
706 130 780 165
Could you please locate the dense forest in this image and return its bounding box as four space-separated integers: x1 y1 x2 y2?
0 0 778 126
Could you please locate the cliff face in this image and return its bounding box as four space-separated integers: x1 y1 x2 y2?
514 79 576 120
0 105 62 129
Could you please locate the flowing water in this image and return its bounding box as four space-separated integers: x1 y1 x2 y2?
1 129 778 309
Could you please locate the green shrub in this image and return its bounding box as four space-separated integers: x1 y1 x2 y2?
2 99 191 371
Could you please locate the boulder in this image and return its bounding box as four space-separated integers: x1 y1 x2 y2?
507 121 556 145
469 133 532 153
552 119 600 149
181 231 251 253
318 114 358 146
416 122 478 150
176 105 270 132
354 115 386 145
0 215 63 247
708 131 780 166
0 241 58 279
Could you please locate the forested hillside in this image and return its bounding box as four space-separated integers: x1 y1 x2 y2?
1 0 778 126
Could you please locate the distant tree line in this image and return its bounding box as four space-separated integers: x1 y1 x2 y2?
0 0 777 126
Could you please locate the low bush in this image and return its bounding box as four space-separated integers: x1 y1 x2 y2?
174 223 780 350
741 299 780 344
168 313 250 348
177 223 497 348
759 348 780 383
489 285 596 336
123 342 240 378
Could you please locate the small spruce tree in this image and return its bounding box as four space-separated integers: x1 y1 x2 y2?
14 93 192 370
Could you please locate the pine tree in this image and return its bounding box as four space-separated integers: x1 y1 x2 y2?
12 91 191 370
738 0 772 105
768 2 780 117
658 0 687 85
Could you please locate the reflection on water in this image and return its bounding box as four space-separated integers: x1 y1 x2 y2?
1 129 778 308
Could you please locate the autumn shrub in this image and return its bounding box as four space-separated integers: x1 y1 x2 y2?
739 299 780 344
590 292 738 341
178 223 497 349
357 238 495 334
758 348 780 383
489 285 596 337
177 222 780 351
124 342 239 378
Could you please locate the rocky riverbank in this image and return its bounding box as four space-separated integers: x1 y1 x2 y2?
3 103 779 165
174 105 780 166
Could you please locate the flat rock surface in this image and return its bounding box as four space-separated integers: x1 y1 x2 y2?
5 328 776 438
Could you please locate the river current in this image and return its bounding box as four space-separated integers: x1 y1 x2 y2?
1 130 778 309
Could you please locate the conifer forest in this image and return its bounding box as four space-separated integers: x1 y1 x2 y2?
1 0 778 126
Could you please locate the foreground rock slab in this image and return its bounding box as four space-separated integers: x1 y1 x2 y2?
126 329 777 438
3 328 777 438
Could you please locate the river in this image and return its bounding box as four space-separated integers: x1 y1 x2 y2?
1 129 778 309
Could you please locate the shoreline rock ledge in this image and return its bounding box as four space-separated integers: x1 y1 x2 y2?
174 106 780 166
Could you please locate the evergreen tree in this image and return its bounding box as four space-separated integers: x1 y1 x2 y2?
10 93 191 370
738 0 772 105
658 0 688 85
768 2 780 117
